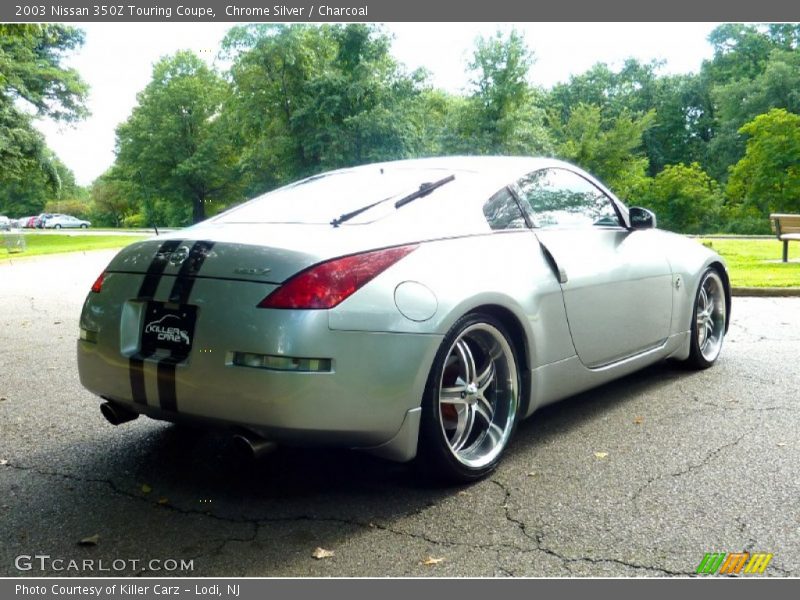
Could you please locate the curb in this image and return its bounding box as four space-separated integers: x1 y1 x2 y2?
732 287 800 297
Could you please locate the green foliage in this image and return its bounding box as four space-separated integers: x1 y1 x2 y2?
726 108 800 219
640 163 723 233
0 24 87 193
552 103 654 201
450 29 552 155
86 22 800 237
115 51 241 225
222 24 427 198
88 168 136 227
0 153 80 217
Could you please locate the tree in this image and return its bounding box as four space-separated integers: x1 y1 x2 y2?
454 29 552 155
641 163 723 233
726 109 800 219
0 24 88 189
0 152 79 217
115 51 240 225
290 24 426 168
706 49 800 180
223 24 427 196
89 168 136 227
552 103 654 201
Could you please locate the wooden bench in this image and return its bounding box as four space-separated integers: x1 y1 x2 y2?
769 214 800 262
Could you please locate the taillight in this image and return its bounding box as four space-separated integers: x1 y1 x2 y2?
91 272 105 293
258 244 418 309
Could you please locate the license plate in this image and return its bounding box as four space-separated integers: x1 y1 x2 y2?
140 302 197 355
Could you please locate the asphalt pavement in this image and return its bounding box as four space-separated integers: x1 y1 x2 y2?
1 250 798 577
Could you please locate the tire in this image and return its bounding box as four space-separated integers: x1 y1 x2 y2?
416 313 521 483
80 224 87 229
55 224 61 229
686 268 727 369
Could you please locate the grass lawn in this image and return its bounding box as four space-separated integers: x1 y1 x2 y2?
0 233 147 260
700 238 800 288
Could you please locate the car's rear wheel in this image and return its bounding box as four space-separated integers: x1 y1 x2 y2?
55 224 61 229
686 268 727 369
80 224 87 229
417 313 520 482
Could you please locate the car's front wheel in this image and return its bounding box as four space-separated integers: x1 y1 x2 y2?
417 313 521 482
54 224 61 229
686 268 727 369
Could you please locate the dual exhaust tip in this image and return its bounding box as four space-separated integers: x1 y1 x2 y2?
100 401 139 426
99 401 276 459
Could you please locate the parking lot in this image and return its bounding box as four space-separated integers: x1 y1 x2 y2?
1 250 798 577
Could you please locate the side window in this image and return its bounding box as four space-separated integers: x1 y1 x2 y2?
482 187 528 231
515 168 621 229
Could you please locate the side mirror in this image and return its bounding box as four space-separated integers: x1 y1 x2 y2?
629 207 657 230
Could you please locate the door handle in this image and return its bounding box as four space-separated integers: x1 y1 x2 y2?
538 241 568 284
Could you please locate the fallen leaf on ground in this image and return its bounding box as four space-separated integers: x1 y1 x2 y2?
141 484 152 494
526 471 538 477
421 556 445 566
78 534 100 546
0 397 6 401
593 452 609 459
633 416 644 425
0 459 8 466
157 497 169 505
311 547 334 559
777 442 787 447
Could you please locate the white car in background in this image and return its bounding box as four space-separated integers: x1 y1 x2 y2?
44 214 91 229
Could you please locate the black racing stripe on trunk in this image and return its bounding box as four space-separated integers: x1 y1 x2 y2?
168 240 215 304
138 239 183 299
129 238 184 406
158 240 215 413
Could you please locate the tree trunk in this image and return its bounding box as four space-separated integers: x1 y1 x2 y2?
192 196 205 224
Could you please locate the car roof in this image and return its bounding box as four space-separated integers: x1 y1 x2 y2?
324 156 574 185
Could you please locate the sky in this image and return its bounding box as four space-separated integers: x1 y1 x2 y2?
34 22 721 186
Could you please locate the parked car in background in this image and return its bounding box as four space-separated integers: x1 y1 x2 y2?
44 214 91 229
0 215 10 230
34 213 54 228
24 216 38 228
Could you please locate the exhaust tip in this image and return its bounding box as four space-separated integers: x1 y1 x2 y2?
100 401 139 426
231 432 277 461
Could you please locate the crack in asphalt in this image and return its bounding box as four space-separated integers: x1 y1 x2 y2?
1 460 522 555
489 479 691 576
630 428 754 508
4 458 793 577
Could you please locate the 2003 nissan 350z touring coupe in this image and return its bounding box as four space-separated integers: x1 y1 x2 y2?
78 156 730 481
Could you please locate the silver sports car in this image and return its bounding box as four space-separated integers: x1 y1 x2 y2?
78 157 730 481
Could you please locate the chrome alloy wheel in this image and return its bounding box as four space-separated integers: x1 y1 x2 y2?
695 270 726 363
437 323 519 469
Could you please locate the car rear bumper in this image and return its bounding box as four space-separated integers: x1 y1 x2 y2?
77 273 441 457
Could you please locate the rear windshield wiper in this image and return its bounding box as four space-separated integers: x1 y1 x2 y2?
331 196 391 227
330 174 456 227
394 174 455 208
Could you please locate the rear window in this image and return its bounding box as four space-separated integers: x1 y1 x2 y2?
214 167 465 225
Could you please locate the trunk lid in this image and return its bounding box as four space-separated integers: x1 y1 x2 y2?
104 222 431 284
